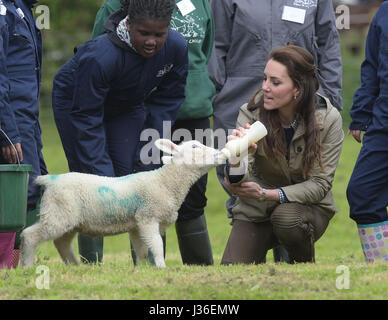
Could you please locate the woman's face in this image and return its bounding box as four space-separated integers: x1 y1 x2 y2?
261 59 299 112
127 18 169 58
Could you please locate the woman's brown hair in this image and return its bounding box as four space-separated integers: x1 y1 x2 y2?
247 45 321 178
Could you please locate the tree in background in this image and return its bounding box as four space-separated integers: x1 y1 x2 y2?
37 0 104 107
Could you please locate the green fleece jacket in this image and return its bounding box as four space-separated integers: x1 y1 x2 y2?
92 0 215 120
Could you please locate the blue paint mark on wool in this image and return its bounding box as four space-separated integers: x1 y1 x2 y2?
97 186 145 222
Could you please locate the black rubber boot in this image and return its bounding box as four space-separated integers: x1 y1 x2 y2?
78 234 103 264
175 215 214 266
273 245 291 263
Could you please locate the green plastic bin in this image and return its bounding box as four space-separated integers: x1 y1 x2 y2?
0 164 32 232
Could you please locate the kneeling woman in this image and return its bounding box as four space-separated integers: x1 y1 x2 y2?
222 45 343 264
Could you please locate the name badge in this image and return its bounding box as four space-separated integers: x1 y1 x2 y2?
177 0 195 16
281 6 306 24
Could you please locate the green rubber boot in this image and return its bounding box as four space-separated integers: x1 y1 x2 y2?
273 245 291 263
78 234 103 264
175 215 214 266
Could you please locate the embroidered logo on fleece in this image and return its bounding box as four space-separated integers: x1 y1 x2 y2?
156 64 174 77
170 15 205 41
293 0 317 8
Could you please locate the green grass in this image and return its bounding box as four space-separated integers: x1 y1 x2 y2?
1 259 387 300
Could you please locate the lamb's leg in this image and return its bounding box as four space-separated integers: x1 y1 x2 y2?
54 231 79 265
129 230 148 266
20 223 47 267
138 222 166 268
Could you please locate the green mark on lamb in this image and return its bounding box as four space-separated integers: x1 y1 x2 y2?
98 186 145 222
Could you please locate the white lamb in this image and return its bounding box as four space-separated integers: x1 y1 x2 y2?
20 139 225 268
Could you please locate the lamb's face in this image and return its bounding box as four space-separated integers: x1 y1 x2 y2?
155 139 225 169
177 140 225 168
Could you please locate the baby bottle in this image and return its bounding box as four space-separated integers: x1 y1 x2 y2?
220 121 268 159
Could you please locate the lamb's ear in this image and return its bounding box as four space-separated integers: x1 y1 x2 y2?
161 156 173 164
155 139 179 155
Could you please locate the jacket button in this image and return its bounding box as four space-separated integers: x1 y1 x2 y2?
297 146 303 153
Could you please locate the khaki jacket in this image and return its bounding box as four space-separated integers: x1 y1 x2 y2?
228 93 344 222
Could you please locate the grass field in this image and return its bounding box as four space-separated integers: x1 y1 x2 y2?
1 34 387 301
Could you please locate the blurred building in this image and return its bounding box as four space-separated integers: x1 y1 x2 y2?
334 0 383 30
333 0 384 55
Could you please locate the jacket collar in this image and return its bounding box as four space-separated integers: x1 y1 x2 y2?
315 93 333 130
104 8 137 54
290 94 331 142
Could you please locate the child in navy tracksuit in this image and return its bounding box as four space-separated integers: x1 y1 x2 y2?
347 2 388 262
52 0 188 263
87 0 216 266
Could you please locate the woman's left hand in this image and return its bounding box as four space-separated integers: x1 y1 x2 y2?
224 178 264 199
347 129 362 143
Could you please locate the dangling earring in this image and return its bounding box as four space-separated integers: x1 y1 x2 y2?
294 94 297 100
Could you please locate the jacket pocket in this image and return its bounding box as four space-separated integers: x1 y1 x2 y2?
228 9 266 71
8 33 36 69
11 33 30 43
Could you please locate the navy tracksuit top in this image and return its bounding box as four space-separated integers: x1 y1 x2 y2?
52 13 189 177
0 0 47 208
0 0 42 146
350 2 388 144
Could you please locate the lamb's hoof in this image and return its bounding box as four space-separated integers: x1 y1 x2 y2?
155 261 166 268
